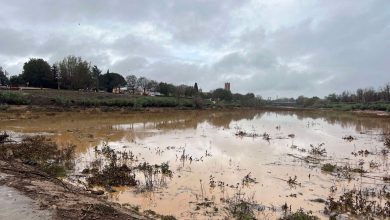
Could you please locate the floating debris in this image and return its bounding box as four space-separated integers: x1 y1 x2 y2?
235 130 259 138
309 143 326 156
342 135 356 141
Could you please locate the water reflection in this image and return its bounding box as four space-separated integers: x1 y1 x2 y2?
0 110 389 150
1 109 389 219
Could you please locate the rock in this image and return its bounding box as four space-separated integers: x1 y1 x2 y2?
91 190 104 195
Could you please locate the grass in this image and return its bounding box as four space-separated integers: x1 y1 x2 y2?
42 163 67 177
0 89 196 108
321 102 390 112
0 91 31 105
280 209 319 220
321 163 337 172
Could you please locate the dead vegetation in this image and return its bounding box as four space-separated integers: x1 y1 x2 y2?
223 189 264 220
342 135 356 141
385 136 390 148
87 144 173 192
0 131 9 143
0 135 75 177
235 130 259 138
0 133 151 220
280 208 319 220
325 187 390 218
308 143 326 156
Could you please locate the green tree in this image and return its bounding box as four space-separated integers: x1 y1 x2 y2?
0 67 9 86
9 75 25 86
58 56 93 90
158 82 176 96
92 65 102 91
99 72 126 92
184 86 195 97
22 58 55 88
194 82 199 93
51 64 60 89
212 88 232 101
147 80 159 93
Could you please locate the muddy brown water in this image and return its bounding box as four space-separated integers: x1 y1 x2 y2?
1 109 389 219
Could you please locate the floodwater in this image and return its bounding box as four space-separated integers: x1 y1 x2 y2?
1 109 389 219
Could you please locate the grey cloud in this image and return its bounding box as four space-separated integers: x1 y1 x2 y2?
0 0 389 97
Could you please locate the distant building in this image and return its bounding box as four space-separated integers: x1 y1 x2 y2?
224 82 230 91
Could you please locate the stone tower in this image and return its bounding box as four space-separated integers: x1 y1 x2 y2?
224 82 230 91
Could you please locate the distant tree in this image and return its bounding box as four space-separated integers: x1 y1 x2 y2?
22 58 55 88
212 88 232 101
51 64 61 90
0 67 9 86
325 93 339 103
9 75 25 86
158 82 176 96
362 88 376 103
58 56 93 90
194 82 199 93
126 75 137 94
303 96 320 107
175 85 187 97
147 80 159 93
99 72 126 92
379 83 390 101
158 82 169 96
137 77 149 94
296 96 306 106
356 89 364 102
92 65 102 91
184 86 195 97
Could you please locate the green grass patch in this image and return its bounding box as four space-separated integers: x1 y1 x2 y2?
0 91 31 105
280 209 319 220
321 163 337 172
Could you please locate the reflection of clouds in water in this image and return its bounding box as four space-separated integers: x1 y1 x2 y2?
2 110 390 218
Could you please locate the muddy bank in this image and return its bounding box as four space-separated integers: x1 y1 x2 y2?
1 104 389 120
0 160 152 220
0 183 52 220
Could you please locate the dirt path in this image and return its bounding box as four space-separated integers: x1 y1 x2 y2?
0 160 152 220
0 183 52 220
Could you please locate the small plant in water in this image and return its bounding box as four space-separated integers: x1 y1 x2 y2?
321 163 337 173
384 137 390 148
280 208 319 220
309 143 326 156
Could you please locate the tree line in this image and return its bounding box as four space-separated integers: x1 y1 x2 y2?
270 83 390 108
1 56 263 107
0 56 126 92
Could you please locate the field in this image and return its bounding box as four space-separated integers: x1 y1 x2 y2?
0 89 199 108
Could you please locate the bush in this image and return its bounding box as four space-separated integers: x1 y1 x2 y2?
0 91 31 105
321 163 337 172
280 209 319 220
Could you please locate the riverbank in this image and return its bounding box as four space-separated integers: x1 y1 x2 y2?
0 135 176 220
0 160 152 220
1 90 389 117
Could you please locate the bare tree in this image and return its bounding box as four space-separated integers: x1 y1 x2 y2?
126 75 137 94
137 77 149 94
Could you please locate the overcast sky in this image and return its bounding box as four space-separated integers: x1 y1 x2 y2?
0 0 389 98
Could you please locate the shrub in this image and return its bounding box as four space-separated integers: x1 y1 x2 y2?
0 92 31 105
